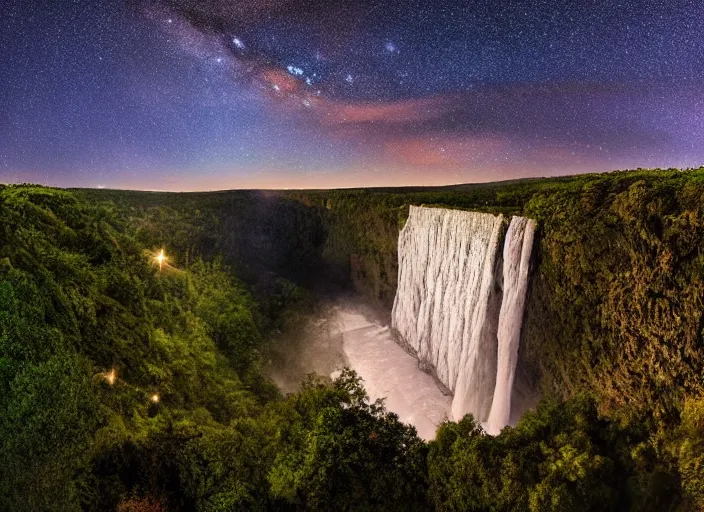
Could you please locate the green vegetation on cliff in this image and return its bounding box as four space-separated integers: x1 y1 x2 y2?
0 186 428 511
523 171 704 422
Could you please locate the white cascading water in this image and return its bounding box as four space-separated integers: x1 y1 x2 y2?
392 206 535 431
485 216 536 435
336 310 452 441
391 206 504 423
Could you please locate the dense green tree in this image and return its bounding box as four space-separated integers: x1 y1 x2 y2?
269 369 430 511
0 186 274 509
427 396 669 512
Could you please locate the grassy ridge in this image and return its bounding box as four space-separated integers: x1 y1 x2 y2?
523 170 704 423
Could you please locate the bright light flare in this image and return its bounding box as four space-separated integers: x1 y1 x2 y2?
154 249 166 270
104 368 117 386
150 393 160 403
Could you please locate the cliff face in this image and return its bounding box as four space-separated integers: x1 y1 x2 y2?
391 206 535 427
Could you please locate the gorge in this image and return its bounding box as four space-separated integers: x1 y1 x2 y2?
6 169 704 510
267 205 537 439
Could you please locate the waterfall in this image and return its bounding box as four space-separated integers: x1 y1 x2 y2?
392 206 504 422
486 217 536 435
391 206 535 429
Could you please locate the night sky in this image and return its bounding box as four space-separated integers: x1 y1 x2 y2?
2 0 703 190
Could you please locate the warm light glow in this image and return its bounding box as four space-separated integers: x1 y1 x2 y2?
104 368 117 386
150 393 160 403
154 249 166 270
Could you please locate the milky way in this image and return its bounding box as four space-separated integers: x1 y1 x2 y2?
2 0 704 189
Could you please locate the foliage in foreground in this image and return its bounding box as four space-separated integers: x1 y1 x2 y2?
269 370 430 511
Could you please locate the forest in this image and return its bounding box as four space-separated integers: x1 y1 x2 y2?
2 169 704 511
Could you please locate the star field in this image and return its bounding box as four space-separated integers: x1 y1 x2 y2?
1 0 703 190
